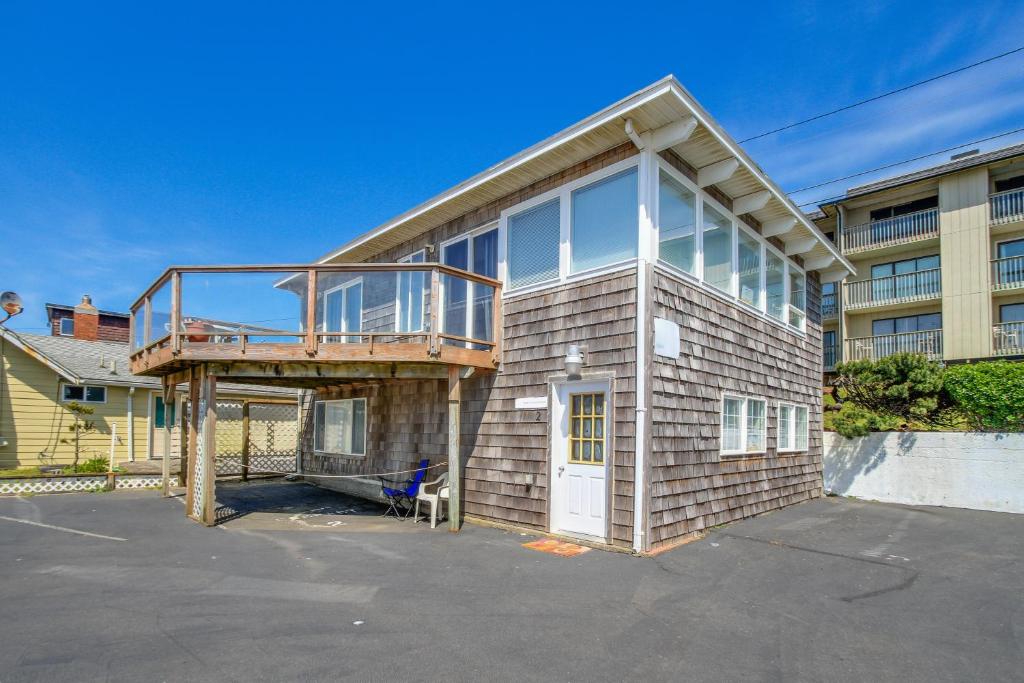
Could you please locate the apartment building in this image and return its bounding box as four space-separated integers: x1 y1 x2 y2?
814 142 1024 374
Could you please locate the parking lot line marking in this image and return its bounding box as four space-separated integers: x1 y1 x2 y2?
0 515 127 542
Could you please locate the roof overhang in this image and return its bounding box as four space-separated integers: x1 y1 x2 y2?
0 327 80 383
315 75 853 279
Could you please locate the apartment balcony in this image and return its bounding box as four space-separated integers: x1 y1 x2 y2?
991 255 1024 293
821 292 838 320
993 322 1024 356
843 268 941 311
841 208 939 255
990 188 1024 226
844 329 943 362
823 344 839 372
128 264 503 383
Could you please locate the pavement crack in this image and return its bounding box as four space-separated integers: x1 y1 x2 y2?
840 571 920 603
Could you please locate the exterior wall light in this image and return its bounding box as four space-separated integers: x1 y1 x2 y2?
565 344 584 379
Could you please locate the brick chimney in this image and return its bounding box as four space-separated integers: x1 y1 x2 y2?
73 295 99 341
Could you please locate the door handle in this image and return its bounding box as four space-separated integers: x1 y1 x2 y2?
557 466 565 476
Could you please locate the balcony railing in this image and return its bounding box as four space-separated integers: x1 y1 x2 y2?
821 293 838 319
845 329 943 362
844 268 941 309
993 322 1024 356
991 255 1024 291
823 344 839 371
990 188 1024 225
842 208 939 254
128 263 503 375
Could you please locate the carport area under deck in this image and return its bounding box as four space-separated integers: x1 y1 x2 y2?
127 263 503 530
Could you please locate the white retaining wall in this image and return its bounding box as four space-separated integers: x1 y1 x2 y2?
824 431 1024 513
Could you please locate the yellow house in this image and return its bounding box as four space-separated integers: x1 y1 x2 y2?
0 327 296 470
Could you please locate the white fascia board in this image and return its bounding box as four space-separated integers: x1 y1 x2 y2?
0 328 80 384
662 80 855 275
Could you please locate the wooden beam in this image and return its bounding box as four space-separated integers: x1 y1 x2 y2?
429 268 440 357
184 368 200 512
161 378 175 497
447 365 461 533
200 371 218 526
651 116 698 151
202 360 451 380
731 190 772 216
762 217 797 237
170 271 181 353
697 158 739 188
802 254 836 271
305 269 318 356
785 237 818 257
177 380 189 487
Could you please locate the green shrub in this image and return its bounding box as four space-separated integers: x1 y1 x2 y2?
944 362 1024 432
62 457 110 474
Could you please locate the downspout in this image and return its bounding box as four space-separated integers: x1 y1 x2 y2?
628 118 651 554
127 386 135 461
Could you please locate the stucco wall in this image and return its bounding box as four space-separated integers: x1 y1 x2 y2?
824 431 1024 513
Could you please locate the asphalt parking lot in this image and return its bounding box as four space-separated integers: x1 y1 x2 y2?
0 481 1021 682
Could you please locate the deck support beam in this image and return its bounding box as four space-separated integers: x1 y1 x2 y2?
447 365 461 533
161 378 176 497
185 365 218 526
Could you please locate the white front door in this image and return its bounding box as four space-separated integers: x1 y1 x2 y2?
551 380 609 539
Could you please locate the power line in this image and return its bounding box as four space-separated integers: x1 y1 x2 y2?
789 126 1024 209
739 45 1024 144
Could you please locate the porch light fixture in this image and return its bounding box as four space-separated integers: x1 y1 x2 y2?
565 344 584 379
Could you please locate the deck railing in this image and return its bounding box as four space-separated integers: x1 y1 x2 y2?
128 263 503 373
990 188 1024 225
821 293 838 319
844 268 941 309
823 344 839 371
845 329 943 362
991 255 1024 291
841 208 939 253
993 321 1024 356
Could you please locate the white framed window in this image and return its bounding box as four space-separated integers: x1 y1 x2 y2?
501 157 641 294
323 278 363 343
778 402 809 452
441 224 498 345
313 398 367 456
654 157 809 334
721 394 767 456
396 249 426 333
59 317 75 336
62 384 107 403
570 167 638 273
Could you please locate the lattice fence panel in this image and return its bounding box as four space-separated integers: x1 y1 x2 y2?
213 401 245 475
247 402 299 474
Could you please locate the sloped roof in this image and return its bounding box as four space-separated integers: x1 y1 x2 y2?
45 302 130 319
0 328 292 397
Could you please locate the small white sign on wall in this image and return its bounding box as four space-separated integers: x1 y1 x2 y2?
515 396 547 410
653 317 681 358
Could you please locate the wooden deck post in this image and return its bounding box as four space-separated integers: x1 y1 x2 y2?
184 367 200 515
177 378 189 487
201 370 218 525
429 267 440 356
305 269 318 356
161 378 176 497
241 400 250 481
185 364 218 526
170 271 181 354
447 365 461 532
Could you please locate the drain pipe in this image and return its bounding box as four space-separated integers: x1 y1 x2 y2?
127 386 135 461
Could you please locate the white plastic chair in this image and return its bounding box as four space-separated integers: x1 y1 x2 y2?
414 472 449 529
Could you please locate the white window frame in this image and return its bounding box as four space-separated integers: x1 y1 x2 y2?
653 156 807 335
395 249 427 333
59 317 75 336
313 398 367 457
61 383 107 404
323 278 363 343
440 223 498 343
777 402 809 453
498 156 641 297
720 393 768 457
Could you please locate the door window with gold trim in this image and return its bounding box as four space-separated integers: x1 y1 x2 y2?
569 392 605 464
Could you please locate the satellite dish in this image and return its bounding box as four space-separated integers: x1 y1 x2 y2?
1 291 23 320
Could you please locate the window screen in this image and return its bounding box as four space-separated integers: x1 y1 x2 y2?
507 199 560 289
571 168 638 273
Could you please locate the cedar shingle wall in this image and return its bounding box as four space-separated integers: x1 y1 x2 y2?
647 267 823 547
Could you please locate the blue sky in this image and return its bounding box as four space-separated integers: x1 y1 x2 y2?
2 1 1023 332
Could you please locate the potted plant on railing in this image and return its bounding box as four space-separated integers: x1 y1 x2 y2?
185 319 212 343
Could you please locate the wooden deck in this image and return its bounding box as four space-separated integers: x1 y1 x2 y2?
128 263 503 383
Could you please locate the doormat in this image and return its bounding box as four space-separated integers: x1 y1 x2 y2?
522 538 591 557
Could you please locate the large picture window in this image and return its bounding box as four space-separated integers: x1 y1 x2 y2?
62 384 107 403
658 171 696 274
702 202 733 294
507 199 560 289
738 229 762 308
721 395 767 456
570 168 638 273
314 398 367 456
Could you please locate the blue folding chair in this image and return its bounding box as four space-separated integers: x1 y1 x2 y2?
379 459 429 520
